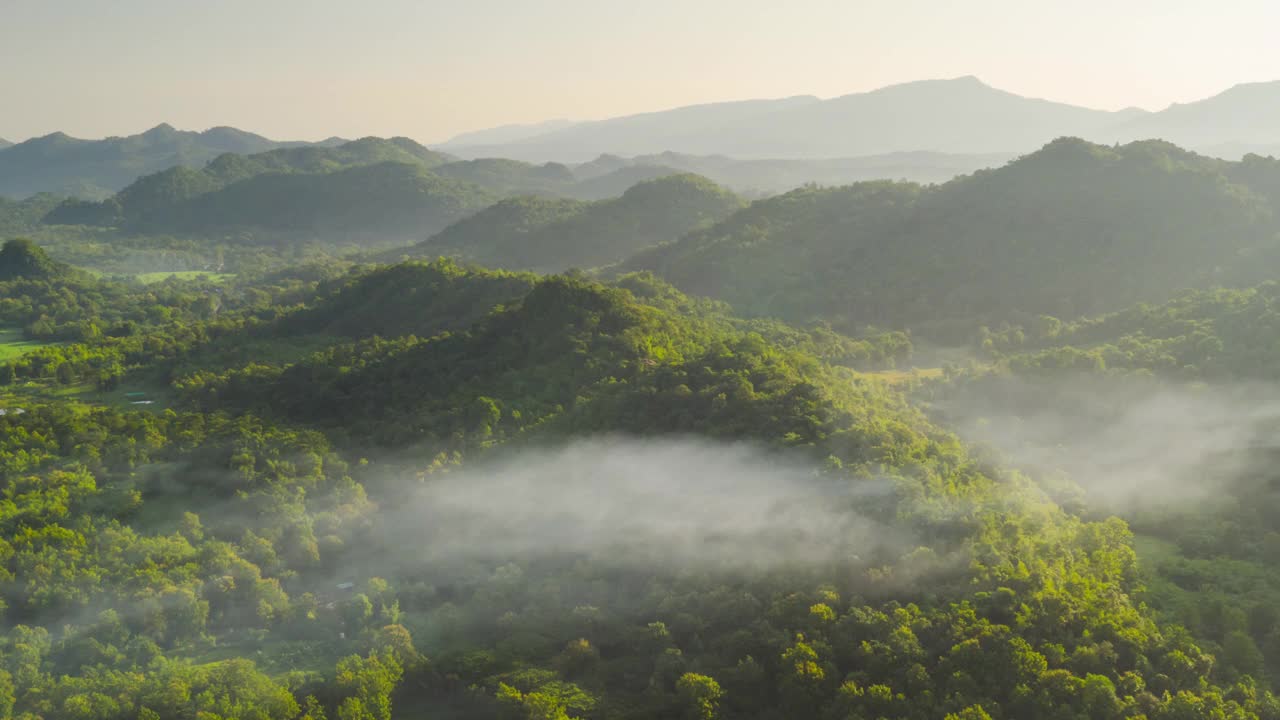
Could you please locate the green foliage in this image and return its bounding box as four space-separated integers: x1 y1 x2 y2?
0 237 70 281
974 282 1280 381
628 139 1280 337
405 173 743 272
42 137 486 247
127 161 494 240
676 672 723 720
2 221 1279 720
0 124 298 199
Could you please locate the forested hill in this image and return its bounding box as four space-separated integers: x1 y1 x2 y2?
569 150 1016 196
0 237 73 281
626 138 1280 337
0 124 330 199
392 174 743 272
273 259 539 340
37 137 721 247
174 268 910 444
0 244 1278 717
44 137 461 229
41 137 495 243
135 162 494 239
431 157 577 196
967 281 1280 381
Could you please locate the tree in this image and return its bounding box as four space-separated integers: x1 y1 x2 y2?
335 651 403 720
944 706 993 720
0 670 14 720
676 673 723 720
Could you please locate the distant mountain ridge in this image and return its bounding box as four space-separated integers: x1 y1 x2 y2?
10 76 1280 201
444 77 1131 161
442 118 578 147
1105 79 1280 152
445 76 1280 162
0 124 332 199
569 150 1017 195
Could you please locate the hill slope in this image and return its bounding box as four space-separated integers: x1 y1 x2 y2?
151 161 495 239
432 157 576 196
43 138 490 242
626 138 1280 335
572 150 1016 196
1110 80 1280 156
0 123 318 198
398 174 743 271
0 237 72 281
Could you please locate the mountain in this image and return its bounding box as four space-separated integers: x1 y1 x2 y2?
274 259 538 340
625 138 1280 337
565 164 693 200
198 136 454 183
44 137 483 241
0 124 323 199
446 77 1136 161
0 138 11 150
440 118 577 148
1109 80 1280 156
395 174 743 272
572 150 1017 196
141 161 495 240
432 157 575 196
0 237 71 281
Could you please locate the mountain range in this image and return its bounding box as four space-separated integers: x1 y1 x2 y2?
0 124 345 199
1 122 997 202
8 76 1280 204
443 76 1280 162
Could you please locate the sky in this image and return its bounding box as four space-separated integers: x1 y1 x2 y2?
3 0 1279 144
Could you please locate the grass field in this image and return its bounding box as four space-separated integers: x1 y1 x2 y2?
0 354 175 413
0 327 53 362
134 271 235 284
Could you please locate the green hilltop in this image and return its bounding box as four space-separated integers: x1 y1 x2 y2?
626 139 1280 337
0 124 330 199
399 173 743 272
0 237 72 281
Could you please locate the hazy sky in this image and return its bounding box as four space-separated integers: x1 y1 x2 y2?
3 0 1279 143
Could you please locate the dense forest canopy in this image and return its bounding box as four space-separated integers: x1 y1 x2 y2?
396 174 743 273
1 243 1270 720
5 123 1280 720
627 139 1280 338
